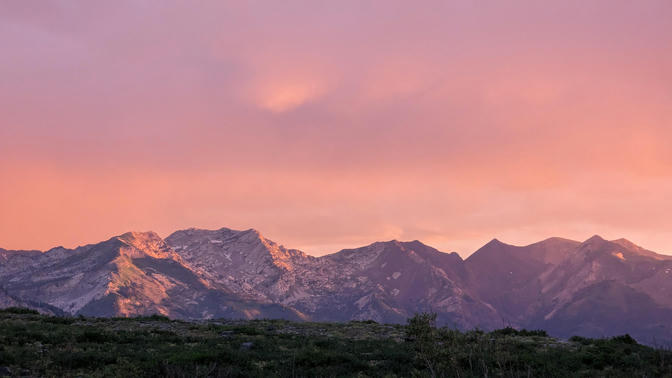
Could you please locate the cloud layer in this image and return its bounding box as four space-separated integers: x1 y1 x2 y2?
2 1 671 255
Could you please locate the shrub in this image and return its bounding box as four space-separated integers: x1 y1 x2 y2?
141 314 171 322
406 312 440 375
76 329 117 343
0 307 40 315
569 335 592 344
491 326 518 336
491 327 548 337
43 316 76 325
349 319 378 324
611 334 638 345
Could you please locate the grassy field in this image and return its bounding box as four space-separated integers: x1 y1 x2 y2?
0 308 670 377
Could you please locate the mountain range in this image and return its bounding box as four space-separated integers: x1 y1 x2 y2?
2 227 672 344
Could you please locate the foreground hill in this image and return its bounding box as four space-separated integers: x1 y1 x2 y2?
0 308 670 377
2 227 672 344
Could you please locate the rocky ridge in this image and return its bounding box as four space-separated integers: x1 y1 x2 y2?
2 227 672 343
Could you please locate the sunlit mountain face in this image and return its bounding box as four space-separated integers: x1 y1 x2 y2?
2 228 672 344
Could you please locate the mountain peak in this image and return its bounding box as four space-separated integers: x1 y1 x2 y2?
611 238 638 249
610 238 672 260
538 237 580 244
241 228 264 241
465 239 511 263
484 238 507 247
373 239 402 246
112 231 179 260
584 234 607 244
373 239 437 252
116 231 164 249
165 226 308 279
117 231 161 241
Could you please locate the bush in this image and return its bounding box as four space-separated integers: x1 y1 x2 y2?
406 312 437 342
0 307 39 315
611 334 638 345
43 316 76 325
491 327 548 337
76 329 117 343
349 319 378 324
491 326 518 336
569 335 590 343
134 314 171 322
519 329 548 337
406 312 440 375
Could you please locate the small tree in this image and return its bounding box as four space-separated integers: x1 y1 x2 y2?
406 312 439 377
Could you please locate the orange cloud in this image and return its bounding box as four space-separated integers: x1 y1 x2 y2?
255 79 326 112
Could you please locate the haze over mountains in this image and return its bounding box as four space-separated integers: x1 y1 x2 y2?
2 228 672 344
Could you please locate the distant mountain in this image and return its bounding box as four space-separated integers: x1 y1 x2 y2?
465 234 672 342
537 280 672 342
465 237 580 323
531 235 672 339
2 228 672 344
0 231 304 320
285 240 500 329
165 228 314 303
165 228 500 329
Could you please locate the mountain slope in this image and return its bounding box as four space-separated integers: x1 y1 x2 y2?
538 235 672 319
536 280 672 342
166 230 502 329
0 231 305 320
0 248 43 276
3 228 672 344
465 237 580 324
165 227 314 302
309 240 502 328
0 286 65 316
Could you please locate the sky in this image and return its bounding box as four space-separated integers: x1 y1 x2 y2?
1 1 672 257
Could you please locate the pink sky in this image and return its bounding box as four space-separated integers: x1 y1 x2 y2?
1 1 672 256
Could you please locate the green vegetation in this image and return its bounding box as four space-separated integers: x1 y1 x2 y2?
0 309 670 377
0 307 40 315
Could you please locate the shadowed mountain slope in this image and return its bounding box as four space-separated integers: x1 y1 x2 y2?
534 280 672 341
305 240 501 328
465 234 672 343
465 237 580 323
